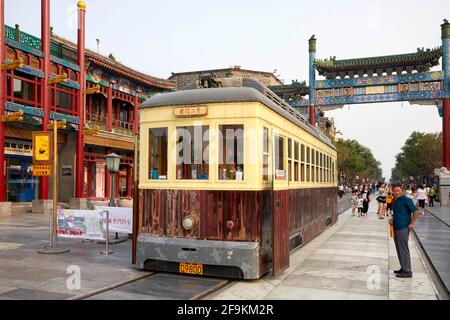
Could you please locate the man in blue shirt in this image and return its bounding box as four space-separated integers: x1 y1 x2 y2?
389 184 420 278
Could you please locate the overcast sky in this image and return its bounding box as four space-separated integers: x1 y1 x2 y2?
5 0 449 180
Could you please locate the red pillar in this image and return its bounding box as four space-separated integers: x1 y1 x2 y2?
0 0 6 201
107 86 113 132
116 171 120 199
104 149 111 198
444 98 450 170
133 95 139 135
126 165 132 198
87 162 93 197
309 106 316 126
75 1 86 198
39 0 50 200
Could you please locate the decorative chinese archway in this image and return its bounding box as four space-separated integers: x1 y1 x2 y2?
291 20 450 169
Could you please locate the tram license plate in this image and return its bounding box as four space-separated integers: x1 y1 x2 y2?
179 263 203 275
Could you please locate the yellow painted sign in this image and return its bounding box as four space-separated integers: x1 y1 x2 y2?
365 86 385 95
174 106 208 117
32 165 51 177
32 131 52 164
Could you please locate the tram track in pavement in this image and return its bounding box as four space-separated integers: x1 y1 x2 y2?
71 271 233 300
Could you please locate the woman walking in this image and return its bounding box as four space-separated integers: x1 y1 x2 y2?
377 183 387 219
361 185 370 216
415 185 428 215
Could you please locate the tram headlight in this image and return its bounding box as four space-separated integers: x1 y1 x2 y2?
182 216 195 231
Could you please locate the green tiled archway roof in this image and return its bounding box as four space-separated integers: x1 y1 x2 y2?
315 47 442 79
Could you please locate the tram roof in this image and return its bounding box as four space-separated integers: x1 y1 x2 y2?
140 83 335 150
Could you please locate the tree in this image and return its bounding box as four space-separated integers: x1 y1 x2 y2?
390 132 442 185
336 139 383 185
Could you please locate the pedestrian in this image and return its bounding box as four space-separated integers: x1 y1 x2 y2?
386 191 394 217
338 184 344 198
406 185 414 200
351 191 358 216
415 185 428 215
361 185 370 216
389 184 420 278
428 186 437 207
376 183 387 219
357 194 364 217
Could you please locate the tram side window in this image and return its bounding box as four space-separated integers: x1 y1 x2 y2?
306 146 310 182
301 144 305 182
331 160 336 183
219 125 244 180
311 149 315 182
274 135 285 180
327 156 331 183
177 126 209 180
149 128 168 180
294 141 299 182
262 127 270 181
320 153 323 183
288 138 293 182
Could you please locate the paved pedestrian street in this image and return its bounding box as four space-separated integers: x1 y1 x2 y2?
210 202 439 300
0 201 442 300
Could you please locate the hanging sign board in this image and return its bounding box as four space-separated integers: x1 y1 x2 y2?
32 165 51 177
32 131 52 164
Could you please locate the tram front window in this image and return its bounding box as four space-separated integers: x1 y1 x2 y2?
219 125 244 180
148 128 168 180
176 126 209 180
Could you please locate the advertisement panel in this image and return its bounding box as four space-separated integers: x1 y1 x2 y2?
57 209 104 240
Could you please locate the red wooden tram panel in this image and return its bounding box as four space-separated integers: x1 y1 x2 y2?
272 190 289 277
139 190 262 241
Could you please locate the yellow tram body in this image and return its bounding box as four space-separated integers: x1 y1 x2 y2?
139 101 337 190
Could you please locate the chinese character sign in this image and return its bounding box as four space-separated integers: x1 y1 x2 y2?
32 131 52 164
95 207 133 234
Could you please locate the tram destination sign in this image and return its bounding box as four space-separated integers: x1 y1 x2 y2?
32 131 52 164
174 106 208 117
32 165 51 177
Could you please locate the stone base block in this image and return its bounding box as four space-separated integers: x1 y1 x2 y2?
69 198 88 210
0 202 12 218
32 200 53 215
436 167 450 207
117 199 133 208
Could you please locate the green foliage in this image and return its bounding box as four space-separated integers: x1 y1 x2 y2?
336 139 383 183
390 132 442 184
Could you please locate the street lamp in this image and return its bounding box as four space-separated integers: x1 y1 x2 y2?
106 153 121 207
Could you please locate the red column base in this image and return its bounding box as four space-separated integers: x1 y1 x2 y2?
444 98 450 170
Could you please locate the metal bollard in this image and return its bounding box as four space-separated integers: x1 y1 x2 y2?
101 210 113 255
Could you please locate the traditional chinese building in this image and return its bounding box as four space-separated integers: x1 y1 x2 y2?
0 2 174 211
168 66 284 89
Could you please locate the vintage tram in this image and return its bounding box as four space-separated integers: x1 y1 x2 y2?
134 77 337 279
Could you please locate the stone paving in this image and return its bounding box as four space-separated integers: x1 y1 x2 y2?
0 200 442 300
210 202 439 300
414 206 450 296
0 213 145 300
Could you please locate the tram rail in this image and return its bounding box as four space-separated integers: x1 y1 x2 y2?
71 271 232 300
